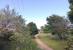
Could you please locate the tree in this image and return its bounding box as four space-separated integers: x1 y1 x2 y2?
41 24 52 33
68 0 73 23
0 6 40 50
27 22 38 37
65 0 73 50
47 15 68 40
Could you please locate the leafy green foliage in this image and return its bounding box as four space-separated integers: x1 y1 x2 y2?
65 35 73 50
46 15 68 40
65 0 73 50
0 6 40 50
41 25 52 33
27 22 38 36
68 0 73 23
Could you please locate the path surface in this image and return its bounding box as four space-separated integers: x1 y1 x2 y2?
35 37 53 50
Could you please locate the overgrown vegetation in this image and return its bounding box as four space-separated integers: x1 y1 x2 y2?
27 22 38 38
42 15 69 40
40 0 73 50
38 34 67 50
66 0 73 50
0 6 40 50
0 0 73 50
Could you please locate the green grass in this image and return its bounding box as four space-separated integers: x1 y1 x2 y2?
39 34 67 50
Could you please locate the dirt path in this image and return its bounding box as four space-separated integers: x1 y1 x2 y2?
35 37 53 50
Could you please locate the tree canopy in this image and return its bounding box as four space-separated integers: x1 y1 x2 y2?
68 0 73 23
0 6 40 50
27 22 38 37
47 15 68 39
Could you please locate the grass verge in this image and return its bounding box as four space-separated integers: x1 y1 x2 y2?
39 34 67 50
